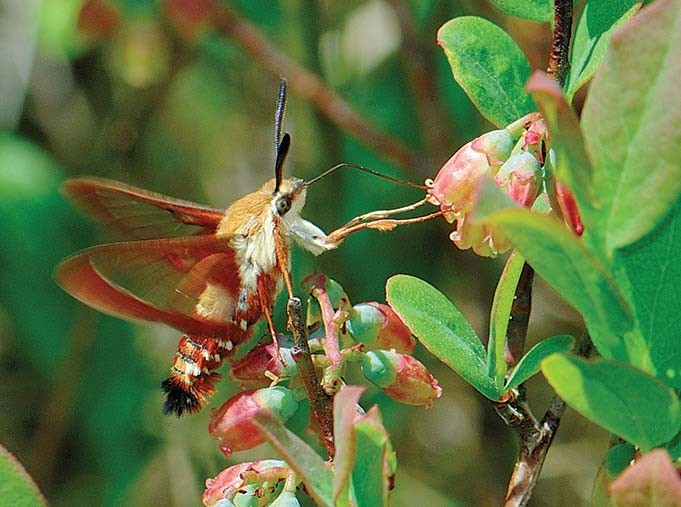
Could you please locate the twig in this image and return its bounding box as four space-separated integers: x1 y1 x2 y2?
546 0 573 87
496 388 567 506
210 2 424 173
504 262 535 367
286 297 335 459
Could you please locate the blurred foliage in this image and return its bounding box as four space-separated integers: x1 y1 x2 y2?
0 1 596 505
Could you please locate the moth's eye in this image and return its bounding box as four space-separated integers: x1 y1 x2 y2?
276 196 292 215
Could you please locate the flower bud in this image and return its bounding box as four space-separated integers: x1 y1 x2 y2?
494 151 542 208
555 181 584 235
208 387 298 456
427 129 514 221
202 460 289 507
471 129 515 166
522 117 549 164
229 339 297 389
361 351 442 408
347 302 415 354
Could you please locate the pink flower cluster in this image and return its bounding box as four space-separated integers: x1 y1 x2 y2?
427 113 583 256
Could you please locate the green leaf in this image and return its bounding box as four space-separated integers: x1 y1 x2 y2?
616 200 681 389
542 354 681 451
504 335 574 391
386 275 500 400
565 0 642 101
437 16 535 128
488 0 552 22
350 407 391 507
485 209 633 352
610 449 681 506
581 0 681 252
605 443 636 478
666 431 681 461
487 250 526 390
526 72 597 237
332 386 364 506
0 445 46 507
252 412 333 507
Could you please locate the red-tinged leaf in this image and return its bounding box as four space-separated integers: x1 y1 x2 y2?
55 235 248 337
610 449 681 507
62 177 224 240
252 411 333 507
333 386 364 505
526 72 597 240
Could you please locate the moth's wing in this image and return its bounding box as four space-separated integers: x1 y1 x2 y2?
54 235 247 337
62 177 224 240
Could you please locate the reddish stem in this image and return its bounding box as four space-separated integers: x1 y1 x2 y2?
313 288 343 369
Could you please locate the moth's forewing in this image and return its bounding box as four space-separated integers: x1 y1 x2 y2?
62 177 224 240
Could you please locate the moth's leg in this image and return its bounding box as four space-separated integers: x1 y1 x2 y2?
273 223 295 298
257 285 284 364
324 210 443 249
337 196 430 229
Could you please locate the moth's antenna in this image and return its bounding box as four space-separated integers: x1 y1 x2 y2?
305 162 427 190
274 79 288 193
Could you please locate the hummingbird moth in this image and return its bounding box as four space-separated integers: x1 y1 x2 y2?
56 80 435 416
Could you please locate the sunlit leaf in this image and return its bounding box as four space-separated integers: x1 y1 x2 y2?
565 0 642 100
437 16 535 127
616 200 681 389
0 445 46 506
487 0 553 22
386 275 499 400
581 0 681 252
542 354 681 451
504 334 574 391
488 250 525 390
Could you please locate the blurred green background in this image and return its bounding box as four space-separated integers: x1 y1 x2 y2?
0 1 600 505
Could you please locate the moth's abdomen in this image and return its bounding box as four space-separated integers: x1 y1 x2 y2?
162 334 237 416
